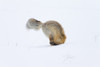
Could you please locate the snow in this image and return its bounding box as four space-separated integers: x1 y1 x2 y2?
0 0 100 67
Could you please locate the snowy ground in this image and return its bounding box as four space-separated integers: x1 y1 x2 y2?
0 0 100 67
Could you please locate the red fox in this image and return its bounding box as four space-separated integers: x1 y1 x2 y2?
26 18 66 46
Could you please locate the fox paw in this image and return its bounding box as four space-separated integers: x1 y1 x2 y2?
50 42 58 46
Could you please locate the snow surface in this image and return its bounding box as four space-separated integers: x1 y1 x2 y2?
0 0 100 67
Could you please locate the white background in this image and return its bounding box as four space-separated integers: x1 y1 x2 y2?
0 0 100 67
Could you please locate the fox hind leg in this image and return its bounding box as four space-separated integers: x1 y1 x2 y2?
49 35 54 45
49 35 58 46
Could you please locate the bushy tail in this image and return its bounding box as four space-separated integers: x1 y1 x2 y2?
26 18 42 30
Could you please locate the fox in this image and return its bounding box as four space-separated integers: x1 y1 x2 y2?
26 18 66 46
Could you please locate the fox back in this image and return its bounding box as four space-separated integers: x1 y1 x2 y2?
42 21 66 45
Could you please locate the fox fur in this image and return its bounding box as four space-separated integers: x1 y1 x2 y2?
26 18 66 46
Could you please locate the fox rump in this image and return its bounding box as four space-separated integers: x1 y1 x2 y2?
26 18 66 46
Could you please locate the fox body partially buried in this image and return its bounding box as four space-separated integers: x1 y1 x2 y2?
26 18 66 46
